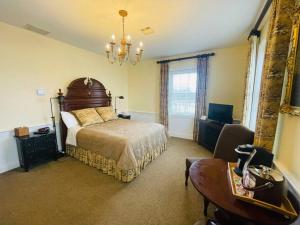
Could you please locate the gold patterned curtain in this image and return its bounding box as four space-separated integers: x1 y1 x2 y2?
242 35 259 127
254 0 295 150
159 63 169 128
193 57 209 141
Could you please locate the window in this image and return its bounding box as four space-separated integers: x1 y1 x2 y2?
169 68 197 116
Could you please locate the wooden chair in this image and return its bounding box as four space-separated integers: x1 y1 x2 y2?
185 124 254 216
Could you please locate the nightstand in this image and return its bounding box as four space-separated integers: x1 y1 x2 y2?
118 114 131 120
15 132 58 171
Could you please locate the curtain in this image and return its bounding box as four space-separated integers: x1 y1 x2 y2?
254 0 294 150
242 35 259 128
159 63 169 128
193 57 209 141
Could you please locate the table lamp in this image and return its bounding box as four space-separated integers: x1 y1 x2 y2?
114 96 124 113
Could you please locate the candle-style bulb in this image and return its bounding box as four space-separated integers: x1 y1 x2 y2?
105 44 110 51
111 34 115 41
139 42 143 48
127 35 131 42
136 47 140 54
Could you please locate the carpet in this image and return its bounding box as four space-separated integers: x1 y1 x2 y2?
0 137 214 225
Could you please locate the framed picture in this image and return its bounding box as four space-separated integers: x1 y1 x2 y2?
280 12 300 116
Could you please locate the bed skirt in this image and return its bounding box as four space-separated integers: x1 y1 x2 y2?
66 143 167 182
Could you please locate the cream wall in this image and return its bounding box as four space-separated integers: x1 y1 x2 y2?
0 21 128 132
274 114 300 194
128 45 248 120
0 21 128 172
128 60 160 113
207 45 248 119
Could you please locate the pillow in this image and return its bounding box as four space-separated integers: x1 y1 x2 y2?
72 108 104 126
61 111 79 128
95 107 117 122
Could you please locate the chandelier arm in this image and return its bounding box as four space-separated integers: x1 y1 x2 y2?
110 43 115 57
122 16 125 39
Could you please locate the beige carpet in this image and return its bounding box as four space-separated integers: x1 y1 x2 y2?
0 137 214 225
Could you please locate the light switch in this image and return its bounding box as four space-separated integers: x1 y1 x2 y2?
36 88 46 96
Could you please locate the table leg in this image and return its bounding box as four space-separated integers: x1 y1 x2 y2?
203 197 209 216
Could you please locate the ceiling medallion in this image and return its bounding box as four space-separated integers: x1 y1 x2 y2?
105 10 144 65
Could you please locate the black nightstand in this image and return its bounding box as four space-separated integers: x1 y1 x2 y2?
15 132 58 171
118 114 131 120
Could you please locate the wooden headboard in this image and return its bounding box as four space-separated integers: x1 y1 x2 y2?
57 77 112 150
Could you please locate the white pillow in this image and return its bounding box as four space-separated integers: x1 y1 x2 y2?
61 111 79 128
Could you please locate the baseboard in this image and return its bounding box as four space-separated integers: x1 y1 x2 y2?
0 161 20 174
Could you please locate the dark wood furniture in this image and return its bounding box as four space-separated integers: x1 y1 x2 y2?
15 132 57 171
57 77 112 150
189 159 299 225
118 114 131 120
197 119 224 152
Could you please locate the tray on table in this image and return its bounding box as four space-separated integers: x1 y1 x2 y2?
227 162 298 219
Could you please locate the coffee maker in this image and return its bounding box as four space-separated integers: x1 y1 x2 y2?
234 144 274 176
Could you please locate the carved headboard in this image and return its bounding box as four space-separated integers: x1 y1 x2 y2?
57 77 112 150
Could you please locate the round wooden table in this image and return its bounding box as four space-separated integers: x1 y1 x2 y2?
190 158 299 225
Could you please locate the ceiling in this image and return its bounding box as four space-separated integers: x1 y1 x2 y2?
0 0 266 59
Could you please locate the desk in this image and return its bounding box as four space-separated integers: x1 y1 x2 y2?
190 159 298 225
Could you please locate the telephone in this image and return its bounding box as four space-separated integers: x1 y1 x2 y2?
34 127 50 135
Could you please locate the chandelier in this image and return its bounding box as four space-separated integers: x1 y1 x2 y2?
105 10 144 65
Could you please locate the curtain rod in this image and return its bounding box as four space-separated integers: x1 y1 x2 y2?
248 0 272 39
156 53 215 64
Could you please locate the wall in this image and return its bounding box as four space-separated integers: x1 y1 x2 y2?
0 22 128 172
274 114 300 195
128 60 160 114
128 45 248 138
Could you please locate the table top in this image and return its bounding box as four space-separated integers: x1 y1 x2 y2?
15 131 55 139
189 158 298 225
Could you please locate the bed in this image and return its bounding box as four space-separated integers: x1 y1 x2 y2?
57 77 167 182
